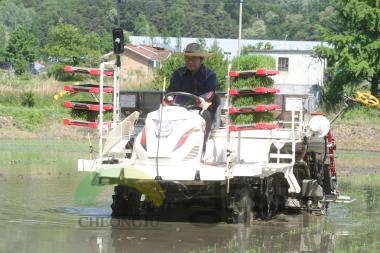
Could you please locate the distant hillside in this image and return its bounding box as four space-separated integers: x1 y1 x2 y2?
0 0 334 42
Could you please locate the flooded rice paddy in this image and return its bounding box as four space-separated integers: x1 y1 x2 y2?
0 139 379 252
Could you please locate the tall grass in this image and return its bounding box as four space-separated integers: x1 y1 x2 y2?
0 73 62 107
0 72 116 130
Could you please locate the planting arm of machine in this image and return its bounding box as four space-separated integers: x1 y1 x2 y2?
303 97 354 205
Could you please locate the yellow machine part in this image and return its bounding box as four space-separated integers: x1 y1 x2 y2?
53 90 69 100
354 91 380 108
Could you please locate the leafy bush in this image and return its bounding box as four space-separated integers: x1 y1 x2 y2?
153 54 184 90
21 91 35 107
44 24 103 81
0 106 44 130
4 25 40 75
204 41 229 90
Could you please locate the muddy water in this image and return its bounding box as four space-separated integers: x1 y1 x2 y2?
0 176 378 253
0 176 322 253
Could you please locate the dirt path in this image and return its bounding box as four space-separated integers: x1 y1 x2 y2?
332 124 380 152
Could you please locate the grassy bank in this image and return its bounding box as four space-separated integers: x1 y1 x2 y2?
0 139 90 179
330 103 380 152
0 73 100 139
336 150 380 173
340 171 380 189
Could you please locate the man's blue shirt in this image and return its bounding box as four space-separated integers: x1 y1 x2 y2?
167 64 217 96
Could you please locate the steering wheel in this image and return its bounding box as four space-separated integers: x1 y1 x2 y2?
164 92 201 109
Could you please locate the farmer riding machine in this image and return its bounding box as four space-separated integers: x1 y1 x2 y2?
71 77 351 223
67 31 351 224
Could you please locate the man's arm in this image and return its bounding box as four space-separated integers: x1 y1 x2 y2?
167 69 182 92
203 68 217 93
201 68 220 111
200 68 217 102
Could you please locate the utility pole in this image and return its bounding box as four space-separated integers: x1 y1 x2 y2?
116 0 125 28
114 0 125 123
237 0 243 57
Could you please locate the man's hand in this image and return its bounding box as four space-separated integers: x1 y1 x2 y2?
198 97 212 113
163 95 173 106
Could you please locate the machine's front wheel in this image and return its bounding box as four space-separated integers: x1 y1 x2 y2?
111 185 142 217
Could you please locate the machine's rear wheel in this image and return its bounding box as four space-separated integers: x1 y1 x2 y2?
323 164 336 194
111 185 142 217
240 193 252 226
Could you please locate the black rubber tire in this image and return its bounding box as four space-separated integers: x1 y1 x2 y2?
111 185 142 217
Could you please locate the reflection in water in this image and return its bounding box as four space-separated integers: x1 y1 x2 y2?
108 210 336 252
328 182 380 252
0 176 378 253
48 206 110 216
364 186 377 211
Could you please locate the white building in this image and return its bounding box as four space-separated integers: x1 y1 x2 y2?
251 50 326 95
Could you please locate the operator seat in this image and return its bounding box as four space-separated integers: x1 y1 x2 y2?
211 94 222 129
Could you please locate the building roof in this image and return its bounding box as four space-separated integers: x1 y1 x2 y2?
129 36 326 58
125 44 171 61
103 44 171 62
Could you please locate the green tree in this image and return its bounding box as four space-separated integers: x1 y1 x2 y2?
196 38 207 50
0 0 37 31
4 25 40 74
243 20 266 39
315 0 380 103
153 54 184 91
161 0 187 37
133 13 158 37
0 0 337 42
181 1 235 38
44 24 103 80
241 42 273 55
204 40 228 91
0 24 6 60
